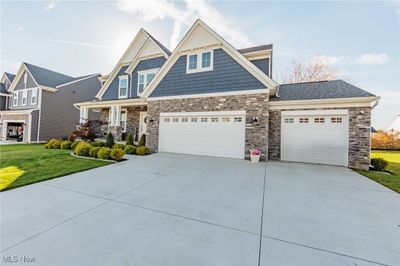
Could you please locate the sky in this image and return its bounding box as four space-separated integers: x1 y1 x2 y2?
1 0 399 129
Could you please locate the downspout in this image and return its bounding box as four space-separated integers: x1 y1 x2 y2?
36 88 42 142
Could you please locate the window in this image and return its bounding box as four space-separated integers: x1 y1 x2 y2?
186 50 214 74
22 90 27 105
13 92 18 106
137 69 158 96
331 117 342 123
222 117 230 122
31 88 37 105
234 117 242 122
211 117 219 122
202 52 211 68
173 118 179 122
191 118 198 122
201 117 208 122
120 110 127 132
118 76 128 98
188 54 198 70
284 118 294 123
164 118 170 122
182 117 188 122
299 118 309 123
314 118 325 123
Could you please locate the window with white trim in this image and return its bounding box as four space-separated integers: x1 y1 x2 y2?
182 117 188 122
164 118 170 122
173 118 179 122
211 117 219 122
186 50 214 74
118 76 128 99
284 118 294 123
201 117 208 122
299 118 309 123
13 92 18 106
31 88 38 105
222 117 230 122
191 118 197 122
137 69 158 96
22 90 27 105
234 117 243 122
331 117 342 123
314 118 325 123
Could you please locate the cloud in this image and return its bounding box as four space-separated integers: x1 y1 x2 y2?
113 0 252 49
16 26 24 32
44 1 57 12
354 53 391 65
48 39 112 49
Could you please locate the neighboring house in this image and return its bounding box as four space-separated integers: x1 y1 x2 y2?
387 115 400 132
0 72 15 110
76 19 379 170
0 63 101 143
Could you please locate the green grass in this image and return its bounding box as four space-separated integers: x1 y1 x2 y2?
0 144 112 191
356 150 400 193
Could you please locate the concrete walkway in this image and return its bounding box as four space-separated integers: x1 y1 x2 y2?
1 153 399 265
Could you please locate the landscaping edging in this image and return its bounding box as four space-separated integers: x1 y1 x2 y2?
70 152 118 163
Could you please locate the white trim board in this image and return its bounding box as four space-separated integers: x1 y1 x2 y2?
160 110 246 117
281 109 348 116
56 73 100 88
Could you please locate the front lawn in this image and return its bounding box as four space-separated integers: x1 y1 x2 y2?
356 150 400 193
0 144 112 191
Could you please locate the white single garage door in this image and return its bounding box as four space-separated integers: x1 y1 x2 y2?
281 109 349 166
159 111 246 159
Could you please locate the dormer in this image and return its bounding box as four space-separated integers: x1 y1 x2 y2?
238 44 273 78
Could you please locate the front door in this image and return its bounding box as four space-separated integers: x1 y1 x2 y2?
139 111 147 137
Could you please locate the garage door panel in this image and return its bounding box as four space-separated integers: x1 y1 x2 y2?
281 113 349 166
159 112 246 159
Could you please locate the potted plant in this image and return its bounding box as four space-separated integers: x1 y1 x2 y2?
250 148 262 163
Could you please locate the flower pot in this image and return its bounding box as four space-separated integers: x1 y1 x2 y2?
250 154 260 163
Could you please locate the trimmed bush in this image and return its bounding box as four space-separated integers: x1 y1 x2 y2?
126 133 134 146
110 148 125 161
61 140 72 150
113 143 125 150
136 146 151 155
138 134 146 147
74 142 93 157
124 145 136 154
71 140 81 150
105 133 115 148
97 147 111 160
91 141 105 147
89 147 101 158
52 139 62 149
370 158 389 171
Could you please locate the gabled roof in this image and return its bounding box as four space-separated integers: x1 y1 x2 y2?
271 80 375 101
24 62 74 88
238 44 273 54
143 29 171 56
387 115 400 131
141 19 277 98
5 72 16 83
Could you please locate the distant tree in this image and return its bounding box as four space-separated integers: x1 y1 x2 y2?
372 130 400 150
278 57 337 84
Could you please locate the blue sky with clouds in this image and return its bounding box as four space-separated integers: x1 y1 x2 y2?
1 0 399 129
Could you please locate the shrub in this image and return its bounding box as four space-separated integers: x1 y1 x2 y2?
89 147 101 158
68 132 76 142
113 143 125 150
45 139 55 149
126 133 134 146
370 158 389 171
105 133 115 148
97 147 111 160
138 134 146 147
74 142 93 157
61 140 72 150
136 146 151 155
71 140 81 150
110 148 125 161
91 141 105 147
52 139 62 149
124 145 137 154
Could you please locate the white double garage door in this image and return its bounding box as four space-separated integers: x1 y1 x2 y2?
158 109 349 166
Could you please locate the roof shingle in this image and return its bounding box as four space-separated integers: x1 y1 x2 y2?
24 62 75 87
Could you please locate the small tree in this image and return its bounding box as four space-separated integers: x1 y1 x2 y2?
72 120 105 141
126 133 134 146
105 132 115 148
138 134 146 147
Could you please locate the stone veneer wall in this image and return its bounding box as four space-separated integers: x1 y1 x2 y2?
267 107 372 170
99 106 147 141
147 93 269 158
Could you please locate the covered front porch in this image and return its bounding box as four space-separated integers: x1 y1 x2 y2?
76 99 148 142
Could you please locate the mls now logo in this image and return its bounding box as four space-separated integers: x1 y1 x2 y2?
2 255 36 263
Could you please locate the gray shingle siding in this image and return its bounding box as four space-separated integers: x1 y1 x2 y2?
30 110 39 142
0 96 6 110
271 80 375 101
102 56 166 100
39 76 101 141
150 48 266 97
129 56 166 98
14 70 37 90
11 71 39 110
251 58 270 77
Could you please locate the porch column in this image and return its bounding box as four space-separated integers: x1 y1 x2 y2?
115 106 121 127
80 107 88 124
110 106 116 127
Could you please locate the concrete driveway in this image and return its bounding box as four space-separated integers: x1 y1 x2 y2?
1 153 399 266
